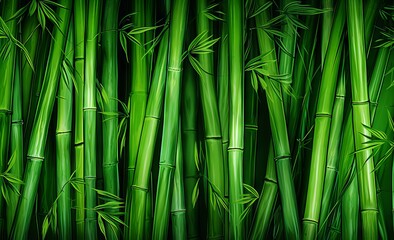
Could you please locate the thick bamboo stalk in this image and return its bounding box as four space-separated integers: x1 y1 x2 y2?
84 0 101 238
227 0 245 238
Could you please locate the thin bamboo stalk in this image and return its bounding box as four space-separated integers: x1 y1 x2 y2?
73 0 86 236
56 22 74 239
101 0 121 239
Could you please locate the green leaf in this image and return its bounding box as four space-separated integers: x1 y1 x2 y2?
192 178 200 208
120 32 129 62
98 214 107 240
249 1 272 19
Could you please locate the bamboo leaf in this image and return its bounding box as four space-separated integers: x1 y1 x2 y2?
192 178 200 208
249 1 272 19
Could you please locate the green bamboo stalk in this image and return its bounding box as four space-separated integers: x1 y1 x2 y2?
369 48 390 121
255 0 300 238
287 15 317 152
171 126 187 240
7 49 23 237
0 0 18 234
21 16 40 123
347 0 378 238
9 1 72 238
318 55 346 236
302 0 345 238
227 0 245 238
101 0 120 239
128 29 169 238
56 22 74 240
196 0 225 238
127 0 148 187
321 0 333 65
182 61 200 239
279 0 297 115
152 0 189 236
217 18 229 240
74 0 85 237
84 0 101 238
249 141 278 239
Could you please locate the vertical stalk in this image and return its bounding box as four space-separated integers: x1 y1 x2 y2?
7 50 23 236
21 17 40 124
101 0 120 239
84 0 101 238
217 18 230 240
128 0 148 187
171 126 187 239
196 0 225 238
227 0 245 238
56 22 74 239
249 141 278 239
152 0 189 237
347 0 378 238
321 0 333 65
0 0 18 234
318 55 346 236
74 0 86 237
9 1 72 238
182 62 200 239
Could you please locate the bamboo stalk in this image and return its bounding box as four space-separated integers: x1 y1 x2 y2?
84 0 101 238
182 61 200 239
73 0 86 236
0 0 18 234
227 0 245 238
196 0 226 238
347 0 378 238
56 22 74 239
171 126 187 239
101 0 121 238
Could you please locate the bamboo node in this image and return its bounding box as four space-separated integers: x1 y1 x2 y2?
131 185 149 192
168 66 183 72
274 155 291 162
